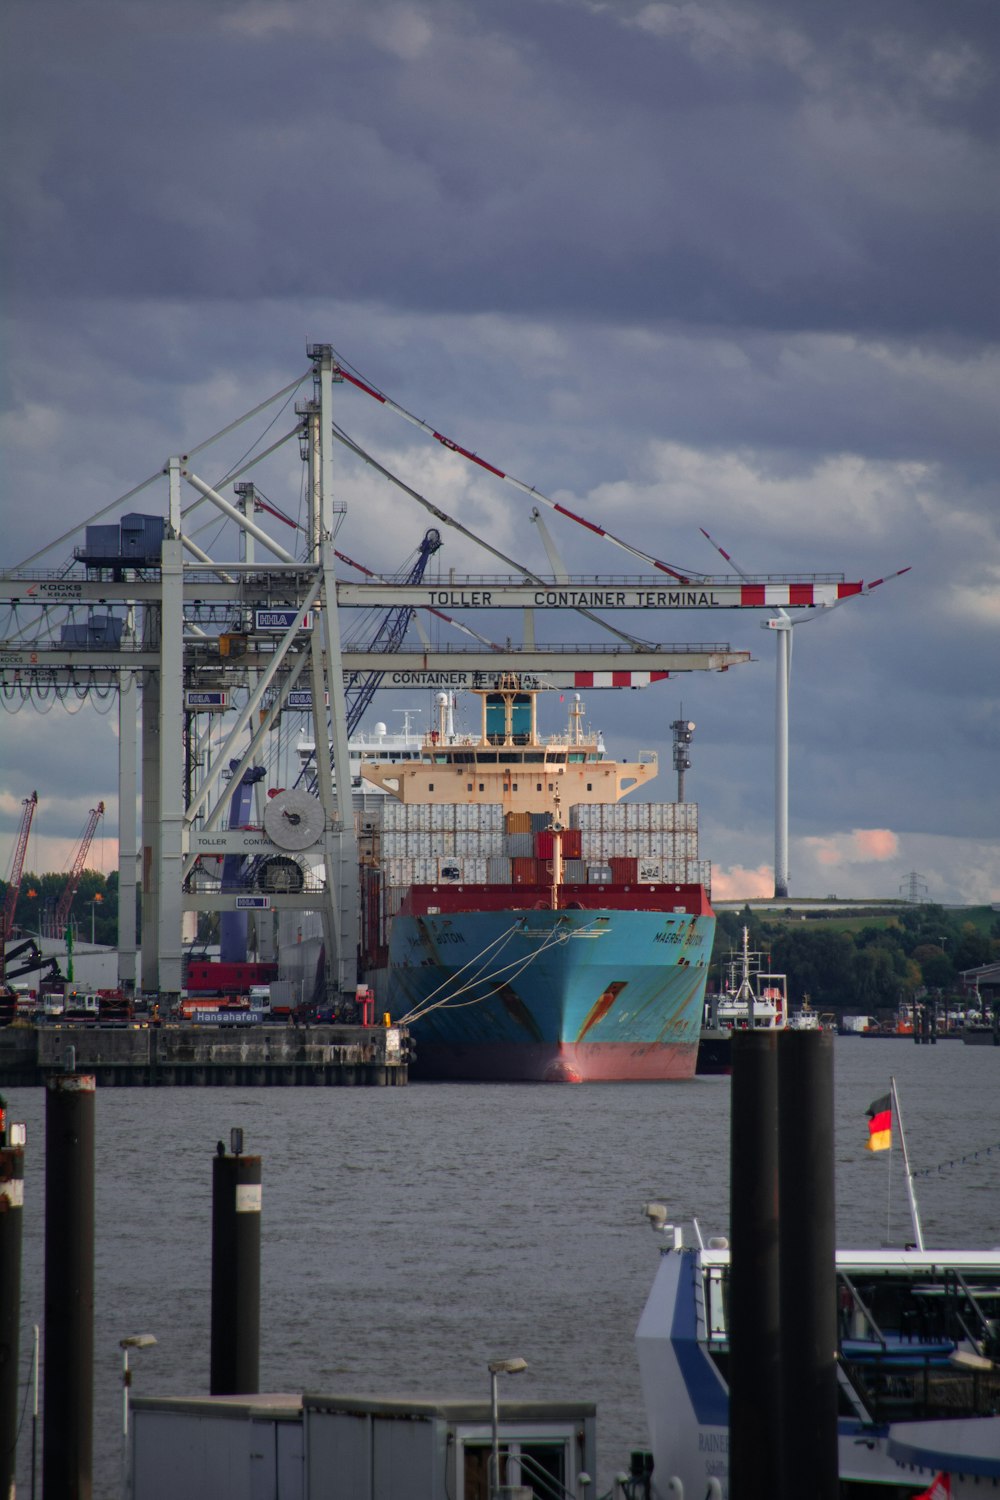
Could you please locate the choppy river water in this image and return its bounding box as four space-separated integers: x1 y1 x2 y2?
6 1035 999 1495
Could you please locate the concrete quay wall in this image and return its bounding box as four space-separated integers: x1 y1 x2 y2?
0 1022 408 1087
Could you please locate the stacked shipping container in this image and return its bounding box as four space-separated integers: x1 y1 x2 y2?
360 799 711 962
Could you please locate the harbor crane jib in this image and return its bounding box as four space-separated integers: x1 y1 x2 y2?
1 789 38 988
54 801 105 934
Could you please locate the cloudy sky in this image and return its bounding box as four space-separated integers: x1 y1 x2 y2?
2 0 998 906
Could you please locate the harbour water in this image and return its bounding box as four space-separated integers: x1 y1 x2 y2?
6 1036 999 1495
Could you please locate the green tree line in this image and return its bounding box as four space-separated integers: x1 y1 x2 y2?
711 905 1000 1017
1 869 125 946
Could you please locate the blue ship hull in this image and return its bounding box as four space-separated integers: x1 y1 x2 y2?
388 904 715 1082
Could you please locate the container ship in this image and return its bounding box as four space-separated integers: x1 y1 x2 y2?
293 673 714 1082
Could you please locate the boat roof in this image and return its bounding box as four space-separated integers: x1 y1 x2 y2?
688 1245 1000 1271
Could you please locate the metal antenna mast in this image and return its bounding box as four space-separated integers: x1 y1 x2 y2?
671 714 695 803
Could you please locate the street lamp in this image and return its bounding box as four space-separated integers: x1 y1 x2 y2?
488 1356 527 1499
90 892 103 944
120 1333 157 1497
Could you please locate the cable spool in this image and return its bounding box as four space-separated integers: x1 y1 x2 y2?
262 789 324 851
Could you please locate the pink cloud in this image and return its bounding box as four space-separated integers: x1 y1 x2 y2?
851 828 898 860
712 864 774 900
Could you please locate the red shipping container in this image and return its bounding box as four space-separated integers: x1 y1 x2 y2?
535 829 582 859
512 857 537 884
609 856 637 884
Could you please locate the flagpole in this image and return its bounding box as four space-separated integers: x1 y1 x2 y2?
891 1076 925 1250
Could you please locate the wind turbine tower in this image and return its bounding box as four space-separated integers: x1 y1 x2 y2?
700 529 908 901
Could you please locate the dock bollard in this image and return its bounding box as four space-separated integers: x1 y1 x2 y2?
777 1029 838 1500
43 1073 96 1500
210 1129 261 1394
728 1031 781 1500
0 1100 26 1500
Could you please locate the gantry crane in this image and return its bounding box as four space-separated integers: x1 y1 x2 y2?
1 789 38 987
343 527 443 733
54 801 105 934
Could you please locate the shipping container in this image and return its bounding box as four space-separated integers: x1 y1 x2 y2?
610 857 638 883
637 859 662 883
563 859 586 883
486 856 513 884
512 857 537 884
587 865 612 884
505 811 532 834
507 831 534 859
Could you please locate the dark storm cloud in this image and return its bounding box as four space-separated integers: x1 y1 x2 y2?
1 0 997 903
3 0 997 338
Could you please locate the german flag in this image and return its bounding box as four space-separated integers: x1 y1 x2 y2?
866 1093 892 1152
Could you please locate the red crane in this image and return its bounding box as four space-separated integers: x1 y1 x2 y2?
55 801 105 933
1 790 38 986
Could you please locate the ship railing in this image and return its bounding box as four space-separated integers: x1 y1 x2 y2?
840 1352 1000 1424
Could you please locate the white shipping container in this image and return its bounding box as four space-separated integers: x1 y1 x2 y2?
637 859 662 882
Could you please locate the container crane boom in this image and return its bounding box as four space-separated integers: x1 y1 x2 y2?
344 527 443 734
54 801 105 931
1 789 38 986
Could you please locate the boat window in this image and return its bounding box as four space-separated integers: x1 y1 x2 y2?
499 753 520 763
477 753 498 764
568 752 585 763
707 1267 727 1339
524 753 545 763
434 755 448 764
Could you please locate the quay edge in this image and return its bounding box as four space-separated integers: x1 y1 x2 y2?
0 1021 410 1087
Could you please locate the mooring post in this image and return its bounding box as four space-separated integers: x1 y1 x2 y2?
728 1031 781 1500
777 1029 838 1500
210 1130 261 1394
43 1073 96 1500
0 1099 26 1500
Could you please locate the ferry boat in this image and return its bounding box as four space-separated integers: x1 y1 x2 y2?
696 927 788 1075
351 675 716 1081
636 1224 1000 1496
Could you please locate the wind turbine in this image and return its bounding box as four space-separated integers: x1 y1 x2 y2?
700 528 909 898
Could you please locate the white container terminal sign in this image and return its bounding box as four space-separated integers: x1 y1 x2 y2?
254 608 313 632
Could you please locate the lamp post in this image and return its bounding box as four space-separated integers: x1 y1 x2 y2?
488 1356 527 1499
90 892 103 944
120 1334 156 1498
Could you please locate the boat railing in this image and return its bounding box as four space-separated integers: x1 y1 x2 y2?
507 1450 584 1500
840 1351 1000 1425
952 1268 997 1348
838 1273 887 1350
